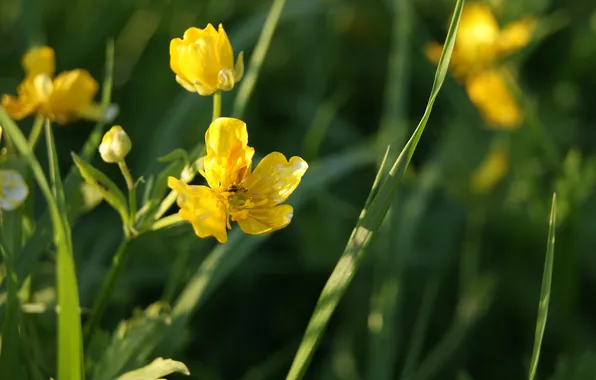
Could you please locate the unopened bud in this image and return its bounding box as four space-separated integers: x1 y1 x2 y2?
99 125 132 163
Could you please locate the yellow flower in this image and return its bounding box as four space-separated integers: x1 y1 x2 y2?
470 145 509 194
168 117 308 243
0 169 29 211
99 125 132 163
1 46 105 124
465 70 522 129
170 24 244 95
425 3 536 80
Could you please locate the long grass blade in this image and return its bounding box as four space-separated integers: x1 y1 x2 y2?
232 0 287 118
528 193 557 380
285 1 465 378
0 108 82 380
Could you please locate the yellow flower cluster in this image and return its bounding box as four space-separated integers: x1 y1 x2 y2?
1 46 105 124
167 25 308 243
426 2 535 130
168 118 308 243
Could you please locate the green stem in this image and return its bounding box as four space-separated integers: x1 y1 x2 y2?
212 91 221 121
151 213 183 231
83 238 130 347
118 160 137 228
28 115 44 150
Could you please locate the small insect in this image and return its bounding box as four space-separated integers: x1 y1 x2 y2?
227 184 247 193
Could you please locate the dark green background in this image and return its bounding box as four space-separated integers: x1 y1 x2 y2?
1 0 596 378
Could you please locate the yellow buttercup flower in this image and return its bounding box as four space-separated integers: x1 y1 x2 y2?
170 24 244 95
470 144 509 194
168 117 308 243
425 2 536 80
0 169 29 211
465 70 522 129
1 46 105 124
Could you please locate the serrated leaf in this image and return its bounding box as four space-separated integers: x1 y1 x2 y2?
116 358 190 380
71 152 129 226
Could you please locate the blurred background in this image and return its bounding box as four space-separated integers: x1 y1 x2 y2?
1 0 596 379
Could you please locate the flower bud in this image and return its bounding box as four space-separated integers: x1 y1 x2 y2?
99 125 132 163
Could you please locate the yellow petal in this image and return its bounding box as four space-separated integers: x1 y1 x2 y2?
465 70 522 130
236 204 293 235
0 169 29 211
49 69 99 123
168 177 228 243
202 118 255 190
498 17 536 56
1 93 36 120
169 38 184 79
177 38 219 91
470 146 509 194
244 152 308 206
183 24 218 41
22 46 55 77
216 24 234 70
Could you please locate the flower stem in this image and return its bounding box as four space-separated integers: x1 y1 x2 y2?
83 238 131 347
151 213 183 231
118 160 137 229
212 91 222 121
28 115 44 150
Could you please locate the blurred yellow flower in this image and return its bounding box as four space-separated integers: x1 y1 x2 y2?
465 70 522 129
1 46 105 124
425 2 536 80
470 145 509 194
168 117 308 243
170 24 244 95
0 169 29 211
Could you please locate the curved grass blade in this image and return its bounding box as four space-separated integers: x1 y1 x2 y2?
528 193 557 380
232 0 287 118
285 1 465 378
0 108 82 380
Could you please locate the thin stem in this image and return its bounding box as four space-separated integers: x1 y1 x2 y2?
28 115 44 150
212 91 221 121
83 238 130 347
151 213 183 231
154 191 178 221
117 160 137 228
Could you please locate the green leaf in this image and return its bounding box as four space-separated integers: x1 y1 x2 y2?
116 358 190 380
92 302 173 380
0 108 82 380
528 193 557 380
285 0 465 378
72 152 129 226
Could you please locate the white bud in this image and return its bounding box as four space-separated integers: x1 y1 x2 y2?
99 125 132 163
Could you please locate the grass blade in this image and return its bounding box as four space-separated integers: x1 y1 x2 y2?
0 239 25 377
232 0 287 118
0 107 82 380
285 1 465 378
528 193 557 380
